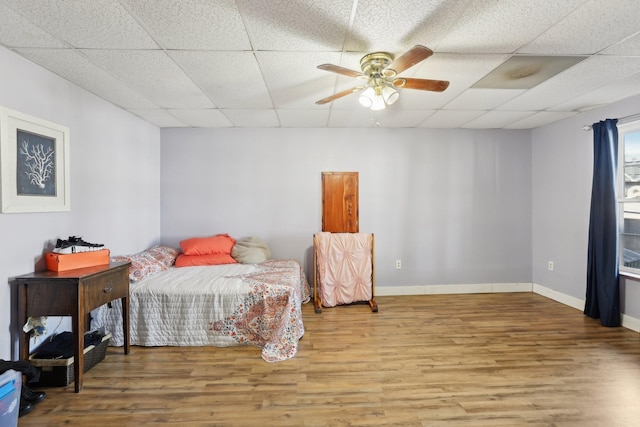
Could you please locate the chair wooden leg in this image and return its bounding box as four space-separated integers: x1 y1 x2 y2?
313 234 322 314
369 298 378 313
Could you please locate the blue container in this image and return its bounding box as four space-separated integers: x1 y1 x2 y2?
0 370 21 427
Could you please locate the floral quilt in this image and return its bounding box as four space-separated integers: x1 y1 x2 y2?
92 260 311 362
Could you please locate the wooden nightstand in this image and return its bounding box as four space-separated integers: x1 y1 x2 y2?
15 261 131 392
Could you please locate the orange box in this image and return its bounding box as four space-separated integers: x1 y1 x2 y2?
45 249 110 271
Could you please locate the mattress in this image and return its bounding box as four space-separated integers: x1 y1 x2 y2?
92 259 310 362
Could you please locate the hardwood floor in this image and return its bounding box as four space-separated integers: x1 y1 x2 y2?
18 293 640 426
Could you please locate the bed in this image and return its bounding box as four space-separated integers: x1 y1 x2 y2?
91 240 311 363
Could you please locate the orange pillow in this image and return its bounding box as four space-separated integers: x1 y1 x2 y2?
175 253 238 267
179 234 236 256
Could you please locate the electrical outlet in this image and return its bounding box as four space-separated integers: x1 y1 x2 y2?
396 260 402 269
548 261 554 271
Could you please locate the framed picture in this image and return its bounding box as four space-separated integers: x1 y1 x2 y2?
0 107 70 213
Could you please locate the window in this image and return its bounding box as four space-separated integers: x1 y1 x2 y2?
618 120 640 273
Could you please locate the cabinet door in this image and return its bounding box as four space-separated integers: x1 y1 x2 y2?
322 172 359 232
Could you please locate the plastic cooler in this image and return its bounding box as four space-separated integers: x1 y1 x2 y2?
0 369 21 427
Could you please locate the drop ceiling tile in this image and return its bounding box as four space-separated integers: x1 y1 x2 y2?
472 56 587 89
499 56 640 111
520 0 640 55
548 72 640 113
391 90 452 111
128 109 186 127
462 111 534 129
345 0 468 52
169 51 270 109
436 0 588 54
222 109 280 127
167 109 233 127
504 111 577 129
15 48 158 109
257 51 344 109
601 32 640 55
444 88 526 110
337 51 369 69
120 0 250 50
418 110 484 128
327 108 386 128
277 109 330 127
397 53 510 109
0 4 66 48
81 49 214 109
3 0 158 49
237 0 354 51
371 109 434 128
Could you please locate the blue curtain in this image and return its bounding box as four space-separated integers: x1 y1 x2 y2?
584 119 620 327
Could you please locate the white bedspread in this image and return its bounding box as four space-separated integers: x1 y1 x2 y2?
92 260 310 362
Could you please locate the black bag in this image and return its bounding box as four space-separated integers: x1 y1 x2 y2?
32 331 104 359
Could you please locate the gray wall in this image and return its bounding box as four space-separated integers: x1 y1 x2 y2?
532 94 640 319
160 127 533 288
0 47 162 360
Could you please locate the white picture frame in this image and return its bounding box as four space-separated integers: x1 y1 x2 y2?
0 107 70 213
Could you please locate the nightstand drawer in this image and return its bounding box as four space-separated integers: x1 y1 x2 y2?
84 267 129 307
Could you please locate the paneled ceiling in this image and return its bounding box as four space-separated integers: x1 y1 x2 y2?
1 0 639 129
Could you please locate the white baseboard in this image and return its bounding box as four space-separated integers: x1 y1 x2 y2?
532 283 584 311
375 282 532 296
621 313 640 333
533 283 640 333
375 282 640 333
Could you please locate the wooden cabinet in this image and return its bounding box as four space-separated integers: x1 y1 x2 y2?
322 171 359 232
15 262 131 392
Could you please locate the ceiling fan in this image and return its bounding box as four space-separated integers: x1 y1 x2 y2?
316 45 449 111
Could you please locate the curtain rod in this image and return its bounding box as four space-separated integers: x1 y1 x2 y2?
582 112 640 131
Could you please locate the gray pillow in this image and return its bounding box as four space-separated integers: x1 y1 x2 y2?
231 237 271 264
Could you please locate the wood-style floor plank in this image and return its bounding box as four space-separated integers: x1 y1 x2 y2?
18 293 640 426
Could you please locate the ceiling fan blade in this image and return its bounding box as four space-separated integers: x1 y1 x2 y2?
383 45 433 77
317 64 366 79
392 77 449 92
315 86 363 105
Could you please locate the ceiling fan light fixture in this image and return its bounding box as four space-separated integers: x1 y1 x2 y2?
358 86 376 108
359 84 399 110
381 85 399 105
370 93 386 111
